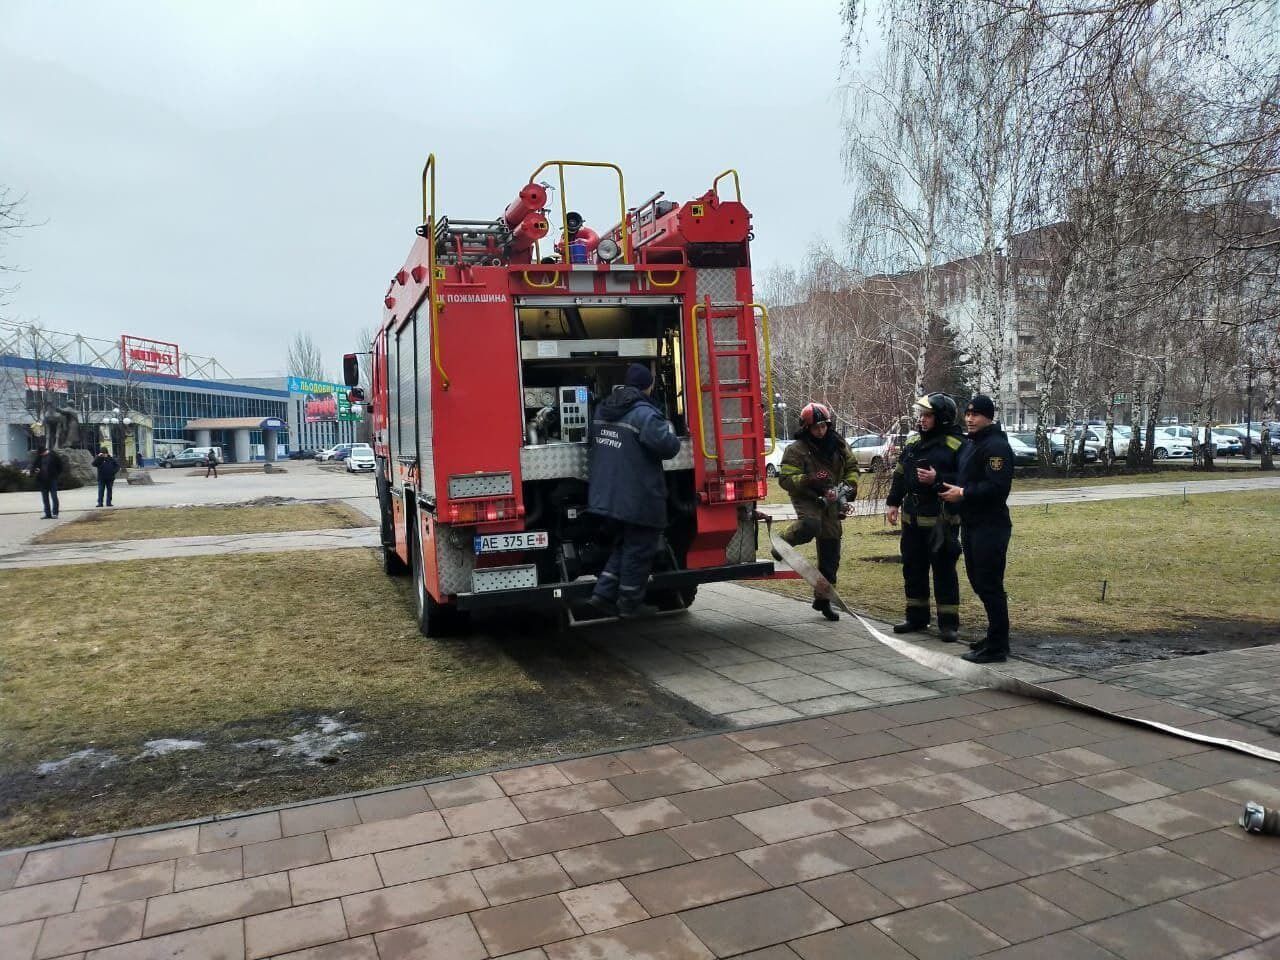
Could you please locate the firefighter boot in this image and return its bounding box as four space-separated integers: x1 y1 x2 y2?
813 597 840 622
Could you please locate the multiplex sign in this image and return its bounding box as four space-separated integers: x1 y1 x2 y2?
287 376 360 422
121 335 181 377
25 375 70 393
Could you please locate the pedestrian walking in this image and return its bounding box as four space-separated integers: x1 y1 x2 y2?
586 363 683 618
93 447 120 507
939 394 1015 663
885 393 965 641
777 402 859 621
204 449 219 478
30 443 63 519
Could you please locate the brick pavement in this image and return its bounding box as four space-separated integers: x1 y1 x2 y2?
590 583 1071 726
3 685 1279 959
1094 646 1280 734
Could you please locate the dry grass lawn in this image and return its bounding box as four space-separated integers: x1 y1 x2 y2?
757 490 1280 636
0 549 709 846
34 501 372 544
0 549 528 761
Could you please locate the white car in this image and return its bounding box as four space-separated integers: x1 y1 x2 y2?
345 446 375 472
764 440 791 478
1151 428 1194 459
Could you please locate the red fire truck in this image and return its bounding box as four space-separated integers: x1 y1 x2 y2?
346 156 782 636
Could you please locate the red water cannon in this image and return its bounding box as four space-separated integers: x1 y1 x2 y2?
502 183 548 229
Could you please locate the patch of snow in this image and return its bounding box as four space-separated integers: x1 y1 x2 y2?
317 715 346 735
36 748 120 776
138 739 206 759
229 717 365 765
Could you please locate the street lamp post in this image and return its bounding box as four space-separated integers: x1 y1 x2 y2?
105 408 133 466
1245 358 1254 459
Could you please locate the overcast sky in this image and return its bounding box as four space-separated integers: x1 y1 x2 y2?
1 1 859 379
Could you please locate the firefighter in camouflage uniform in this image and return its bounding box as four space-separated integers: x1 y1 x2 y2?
777 402 858 621
885 393 965 642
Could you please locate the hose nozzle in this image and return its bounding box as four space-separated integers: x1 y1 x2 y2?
1239 801 1280 835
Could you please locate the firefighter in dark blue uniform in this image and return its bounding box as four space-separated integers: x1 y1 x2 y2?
940 394 1015 663
587 363 683 618
885 393 964 642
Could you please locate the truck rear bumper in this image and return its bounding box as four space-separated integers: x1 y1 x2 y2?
454 560 776 610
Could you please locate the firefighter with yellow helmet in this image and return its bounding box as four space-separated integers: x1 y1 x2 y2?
777 402 858 621
885 392 964 641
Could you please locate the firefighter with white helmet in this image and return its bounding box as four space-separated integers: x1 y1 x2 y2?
885 392 965 642
776 402 858 621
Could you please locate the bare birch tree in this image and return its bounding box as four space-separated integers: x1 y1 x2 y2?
287 331 328 382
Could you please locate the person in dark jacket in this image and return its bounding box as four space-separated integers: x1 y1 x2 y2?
204 449 219 478
777 402 858 621
940 394 1015 663
587 363 682 618
30 443 63 519
93 447 120 507
886 393 965 641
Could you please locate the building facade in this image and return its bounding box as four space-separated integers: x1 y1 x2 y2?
0 354 292 465
2 325 367 465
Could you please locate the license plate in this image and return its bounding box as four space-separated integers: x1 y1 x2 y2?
474 531 549 553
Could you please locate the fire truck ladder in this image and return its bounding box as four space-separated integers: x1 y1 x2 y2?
691 295 774 475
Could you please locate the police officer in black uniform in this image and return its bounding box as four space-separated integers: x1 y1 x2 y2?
885 393 965 642
940 395 1015 663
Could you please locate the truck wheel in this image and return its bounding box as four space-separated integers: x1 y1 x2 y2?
678 585 698 608
411 529 446 637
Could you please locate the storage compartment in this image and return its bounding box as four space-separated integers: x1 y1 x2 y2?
508 299 698 591
516 302 687 447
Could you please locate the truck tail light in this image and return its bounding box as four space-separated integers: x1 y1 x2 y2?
703 478 764 504
447 496 520 523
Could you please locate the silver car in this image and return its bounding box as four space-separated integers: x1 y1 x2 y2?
847 434 899 470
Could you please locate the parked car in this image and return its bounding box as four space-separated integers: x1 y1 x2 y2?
159 446 221 468
847 433 901 470
316 444 353 462
1209 431 1243 457
345 445 375 472
764 440 791 478
289 448 321 460
1217 424 1279 455
1007 434 1038 467
1080 425 1130 459
1150 428 1195 459
1047 428 1101 465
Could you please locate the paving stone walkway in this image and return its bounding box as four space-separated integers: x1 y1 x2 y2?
588 584 1071 727
3 682 1279 959
0 527 380 570
1095 646 1280 734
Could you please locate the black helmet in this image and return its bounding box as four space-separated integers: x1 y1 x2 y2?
912 393 957 428
799 402 834 429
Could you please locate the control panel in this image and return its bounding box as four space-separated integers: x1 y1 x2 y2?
559 386 590 443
